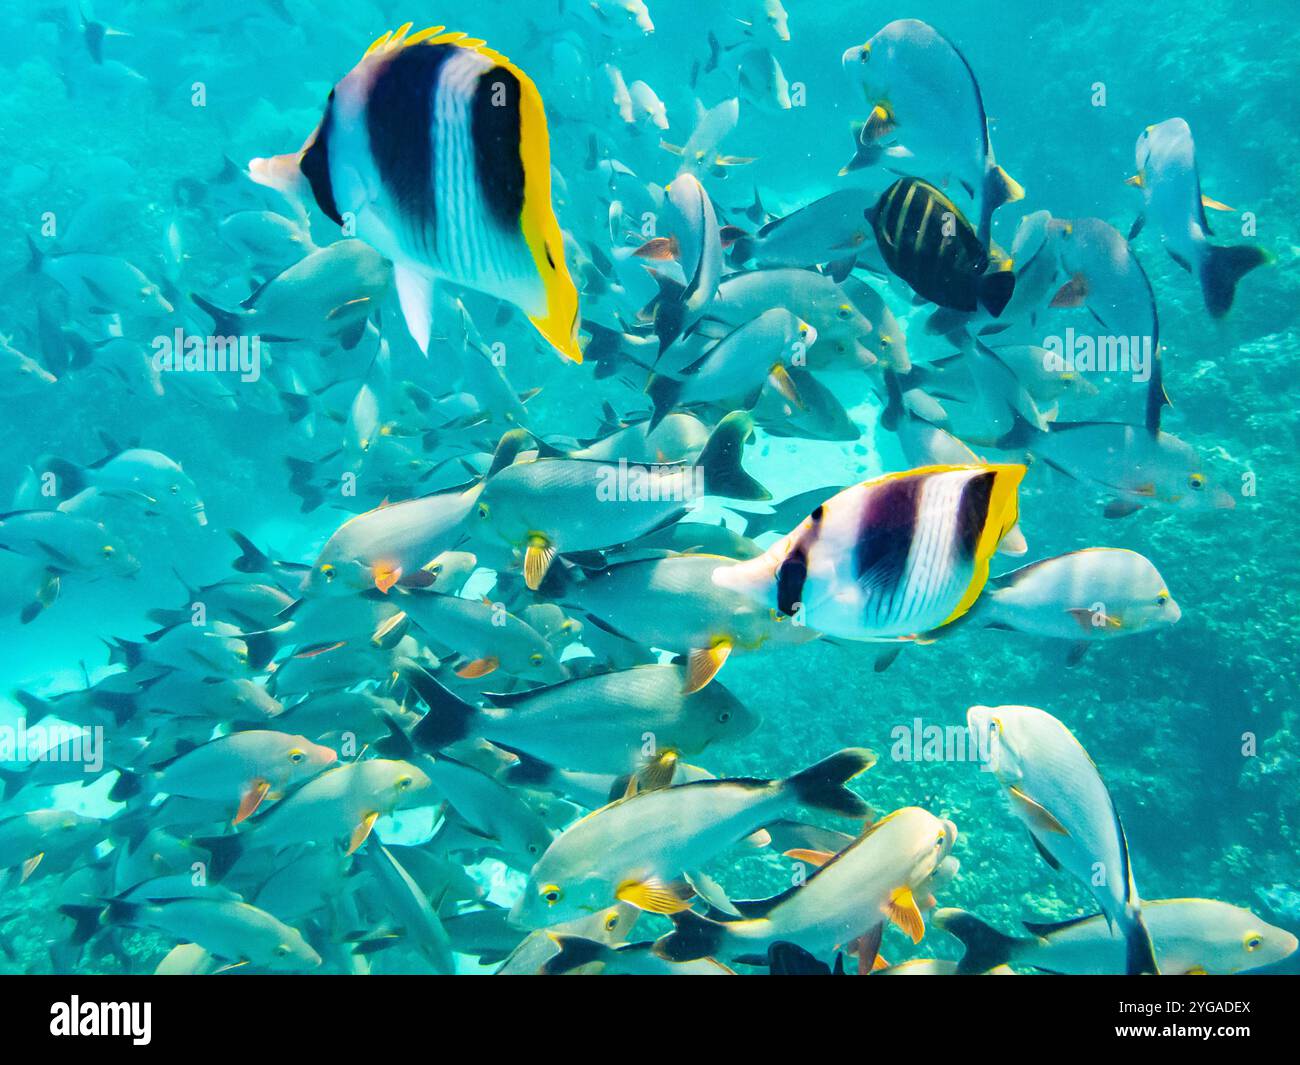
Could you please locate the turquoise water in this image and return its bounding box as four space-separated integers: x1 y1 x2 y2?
0 0 1295 975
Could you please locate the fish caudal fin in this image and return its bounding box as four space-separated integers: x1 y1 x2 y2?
405 667 479 750
394 265 435 354
540 934 610 975
978 269 1016 319
644 374 684 433
699 411 769 501
783 747 876 817
1125 913 1161 976
1200 243 1269 318
654 908 729 962
932 907 1027 973
190 293 245 336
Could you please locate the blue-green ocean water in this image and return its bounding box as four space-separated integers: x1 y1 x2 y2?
0 0 1295 974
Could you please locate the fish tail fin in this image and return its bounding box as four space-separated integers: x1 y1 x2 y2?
26 234 44 273
726 230 755 267
986 164 1025 211
243 630 278 672
644 374 684 433
699 411 769 501
12 689 53 726
783 747 876 817
192 833 244 883
994 408 1042 452
1125 911 1161 976
190 292 245 336
978 270 1016 319
837 122 879 176
933 907 1027 973
279 391 313 424
0 767 28 803
57 904 104 946
655 908 730 962
103 899 141 927
1200 243 1269 318
228 530 273 574
405 667 478 751
977 165 1025 246
650 274 688 354
540 934 611 974
107 768 145 803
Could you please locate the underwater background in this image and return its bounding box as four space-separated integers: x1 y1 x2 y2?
0 0 1296 974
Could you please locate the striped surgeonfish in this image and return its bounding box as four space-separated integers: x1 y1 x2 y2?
712 464 1025 641
253 24 581 361
870 177 1015 317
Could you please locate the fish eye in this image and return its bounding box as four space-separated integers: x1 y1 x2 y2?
320 563 336 581
1156 593 1170 606
397 775 413 790
529 653 544 667
527 842 541 855
477 502 490 519
542 885 562 905
288 749 306 764
1189 473 1206 490
1244 933 1263 952
428 563 442 576
273 944 291 958
836 303 852 320
718 710 732 723
604 911 620 932
101 544 115 558
169 484 180 495
880 335 893 346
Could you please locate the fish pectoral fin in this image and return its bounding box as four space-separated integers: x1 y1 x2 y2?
628 749 679 796
1103 498 1143 519
633 236 680 261
370 610 409 648
768 363 804 408
232 778 272 825
372 563 403 593
20 851 44 884
1201 194 1234 212
615 877 692 915
885 886 925 944
1008 785 1071 836
394 265 435 355
1184 965 1209 975
346 811 380 856
783 848 834 867
523 537 556 591
683 641 732 694
1125 172 1145 188
453 656 499 679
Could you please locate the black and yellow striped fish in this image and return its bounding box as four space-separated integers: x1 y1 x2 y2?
713 464 1025 641
870 177 1015 316
286 24 580 361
